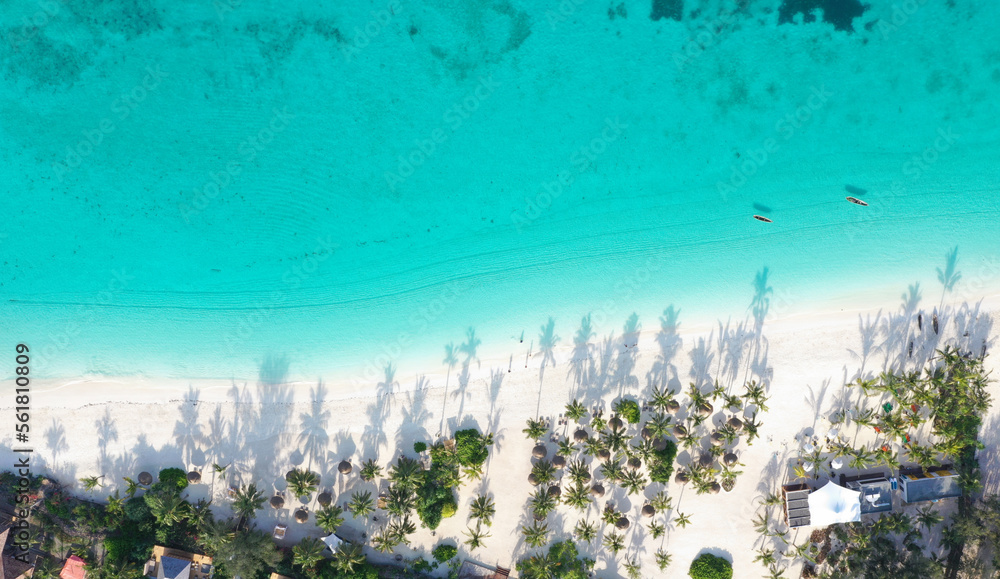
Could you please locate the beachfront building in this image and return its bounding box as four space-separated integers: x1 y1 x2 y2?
143 546 213 579
840 471 894 515
58 555 86 579
898 465 962 504
0 522 34 579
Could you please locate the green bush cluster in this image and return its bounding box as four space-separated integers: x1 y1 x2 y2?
156 468 189 492
454 429 491 467
648 439 678 483
517 541 593 579
413 441 427 453
688 553 732 579
614 399 641 424
432 543 458 562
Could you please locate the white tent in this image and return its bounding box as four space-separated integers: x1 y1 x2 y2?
808 481 861 526
322 533 344 553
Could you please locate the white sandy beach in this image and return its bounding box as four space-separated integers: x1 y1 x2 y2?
4 281 1000 578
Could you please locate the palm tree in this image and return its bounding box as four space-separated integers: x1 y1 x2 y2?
650 491 672 512
565 400 587 423
463 523 491 551
620 470 647 495
754 548 777 566
106 490 126 518
916 505 943 531
292 537 325 571
286 469 320 498
529 488 558 518
121 477 139 498
348 490 374 518
623 558 641 579
603 531 625 555
389 456 425 490
646 412 672 438
573 519 598 543
582 437 606 457
849 447 876 470
469 494 495 526
385 485 414 518
655 549 673 571
188 499 213 531
315 505 345 533
674 511 692 528
146 491 189 526
231 483 266 523
601 460 624 485
333 543 366 575
562 482 591 512
744 413 763 445
370 529 398 553
590 415 608 432
566 459 591 485
530 460 556 486
602 428 628 453
766 563 787 579
79 476 102 491
521 521 549 548
523 418 547 441
359 458 382 482
556 437 576 458
387 516 417 545
648 520 665 538
650 385 672 412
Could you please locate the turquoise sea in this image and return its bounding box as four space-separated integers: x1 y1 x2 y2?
2 0 999 383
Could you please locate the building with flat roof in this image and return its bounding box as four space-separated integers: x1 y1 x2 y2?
899 465 961 504
143 547 213 579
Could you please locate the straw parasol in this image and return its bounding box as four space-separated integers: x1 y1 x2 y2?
710 482 721 494
532 444 547 459
653 437 667 451
724 452 739 466
675 470 690 484
727 416 744 431
528 474 539 486
640 427 652 440
699 454 714 468
574 429 589 442
598 449 611 463
317 492 332 507
672 425 688 438
286 470 297 481
547 485 561 498
270 495 285 509
615 516 630 530
641 504 655 518
590 484 605 497
552 455 566 468
667 400 680 413
187 471 201 484
138 472 153 486
627 457 642 470
294 508 308 523
338 460 352 475
711 431 725 446
698 402 714 416
609 417 624 431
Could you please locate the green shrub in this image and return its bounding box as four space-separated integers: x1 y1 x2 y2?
613 399 641 424
441 495 457 519
688 553 732 579
648 439 678 484
413 441 427 453
412 559 435 573
432 543 458 562
156 468 189 492
518 541 593 579
124 496 153 522
454 429 491 468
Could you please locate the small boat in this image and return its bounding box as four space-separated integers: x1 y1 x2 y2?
753 215 773 223
846 196 868 206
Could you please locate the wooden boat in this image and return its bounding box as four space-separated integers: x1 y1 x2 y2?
753 215 773 223
846 196 868 206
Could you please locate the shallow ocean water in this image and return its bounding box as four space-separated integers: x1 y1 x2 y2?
2 0 999 382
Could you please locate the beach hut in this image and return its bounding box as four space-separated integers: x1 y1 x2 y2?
317 492 332 507
532 445 547 459
574 429 589 442
270 495 285 509
590 484 605 497
294 508 309 523
138 472 153 486
186 471 201 484
641 504 655 518
338 461 352 475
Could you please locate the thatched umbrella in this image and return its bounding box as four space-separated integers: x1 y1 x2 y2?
528 473 539 486
641 504 655 518
652 437 667 451
590 484 605 497
672 425 688 438
187 471 201 484
598 449 611 463
609 417 624 431
724 453 739 466
532 444 547 459
727 416 744 431
710 482 722 494
667 400 680 413
574 429 589 442
640 427 652 440
699 454 714 468
552 455 566 469
338 460 352 475
547 485 561 498
675 470 690 484
294 508 309 523
286 470 297 481
270 495 285 509
138 472 153 486
317 492 332 507
710 431 725 446
698 402 714 416
615 516 630 530
627 457 642 470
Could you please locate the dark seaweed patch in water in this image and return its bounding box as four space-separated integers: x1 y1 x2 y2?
650 0 683 21
778 0 867 32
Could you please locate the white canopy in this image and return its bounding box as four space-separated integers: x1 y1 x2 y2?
808 481 861 526
322 533 344 552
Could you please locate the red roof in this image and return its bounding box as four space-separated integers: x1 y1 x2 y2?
59 556 86 579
